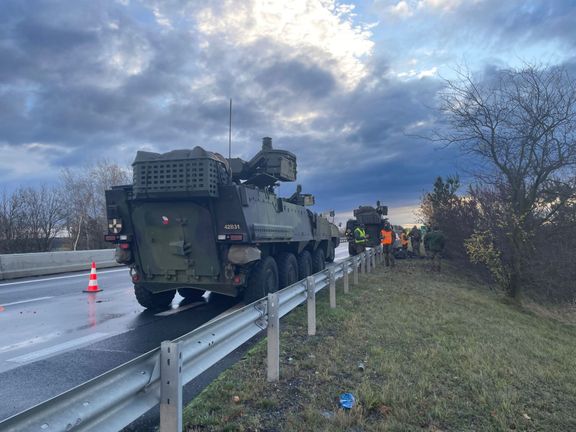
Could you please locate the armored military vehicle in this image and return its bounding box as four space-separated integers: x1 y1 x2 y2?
104 137 340 309
344 201 388 255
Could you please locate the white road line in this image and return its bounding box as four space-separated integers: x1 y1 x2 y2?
154 301 205 316
8 332 110 363
1 296 53 307
0 268 128 287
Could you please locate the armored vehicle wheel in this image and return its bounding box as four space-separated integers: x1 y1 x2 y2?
245 256 279 304
312 248 325 273
178 288 206 300
134 284 175 310
297 250 313 279
326 242 336 263
277 252 299 288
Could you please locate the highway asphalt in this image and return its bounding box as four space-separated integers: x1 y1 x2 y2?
0 244 351 425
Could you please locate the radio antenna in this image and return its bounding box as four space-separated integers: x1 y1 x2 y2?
228 98 232 159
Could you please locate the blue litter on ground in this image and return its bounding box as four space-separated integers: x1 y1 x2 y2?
339 392 356 409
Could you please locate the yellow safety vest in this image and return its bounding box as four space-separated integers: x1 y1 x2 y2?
354 227 366 244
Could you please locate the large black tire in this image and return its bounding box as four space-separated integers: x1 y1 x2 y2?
326 242 336 263
134 284 175 310
277 252 299 288
312 248 325 273
177 288 206 301
245 256 279 304
297 250 313 279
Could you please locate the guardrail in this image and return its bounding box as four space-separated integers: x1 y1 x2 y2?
0 246 383 432
0 249 120 281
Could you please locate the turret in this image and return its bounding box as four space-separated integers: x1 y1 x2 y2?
228 137 297 188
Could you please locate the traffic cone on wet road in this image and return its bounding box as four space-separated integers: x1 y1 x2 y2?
84 261 102 293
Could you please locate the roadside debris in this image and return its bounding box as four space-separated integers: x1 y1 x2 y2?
339 393 356 409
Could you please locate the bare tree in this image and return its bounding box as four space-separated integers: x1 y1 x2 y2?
0 186 66 253
0 189 26 253
61 161 131 250
21 186 66 251
437 65 576 299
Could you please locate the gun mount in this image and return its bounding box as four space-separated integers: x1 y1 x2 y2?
228 137 296 189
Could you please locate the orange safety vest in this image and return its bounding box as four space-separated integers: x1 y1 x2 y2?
381 229 394 245
400 233 409 247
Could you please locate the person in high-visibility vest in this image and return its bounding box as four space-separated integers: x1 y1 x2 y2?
354 224 367 255
400 231 409 251
380 222 396 267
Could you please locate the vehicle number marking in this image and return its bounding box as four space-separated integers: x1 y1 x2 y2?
224 224 241 230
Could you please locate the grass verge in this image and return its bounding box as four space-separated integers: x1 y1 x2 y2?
183 259 576 431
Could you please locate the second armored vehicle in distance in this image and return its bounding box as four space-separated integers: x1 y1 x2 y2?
345 201 388 255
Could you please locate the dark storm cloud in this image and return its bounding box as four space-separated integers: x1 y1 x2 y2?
438 0 576 51
256 60 336 99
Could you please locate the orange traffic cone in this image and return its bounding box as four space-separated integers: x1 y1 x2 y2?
84 261 103 293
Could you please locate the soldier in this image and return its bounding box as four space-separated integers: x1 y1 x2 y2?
424 226 445 271
380 222 396 267
354 224 367 255
409 225 422 258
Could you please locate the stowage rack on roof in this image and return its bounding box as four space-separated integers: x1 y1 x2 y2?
132 147 230 199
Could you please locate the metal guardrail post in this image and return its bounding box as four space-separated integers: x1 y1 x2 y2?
353 256 359 285
267 293 280 382
371 250 376 269
367 250 372 273
306 276 316 336
361 253 366 274
160 341 183 432
329 268 336 308
343 261 349 293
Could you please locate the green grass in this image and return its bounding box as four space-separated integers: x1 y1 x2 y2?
183 259 576 431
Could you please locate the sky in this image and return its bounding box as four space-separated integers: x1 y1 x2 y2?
1 0 575 226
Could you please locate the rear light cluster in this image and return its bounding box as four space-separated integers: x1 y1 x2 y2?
217 234 244 241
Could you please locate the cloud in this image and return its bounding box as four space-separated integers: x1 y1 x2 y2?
386 0 470 19
417 0 468 12
0 142 72 182
193 0 375 89
388 1 413 18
